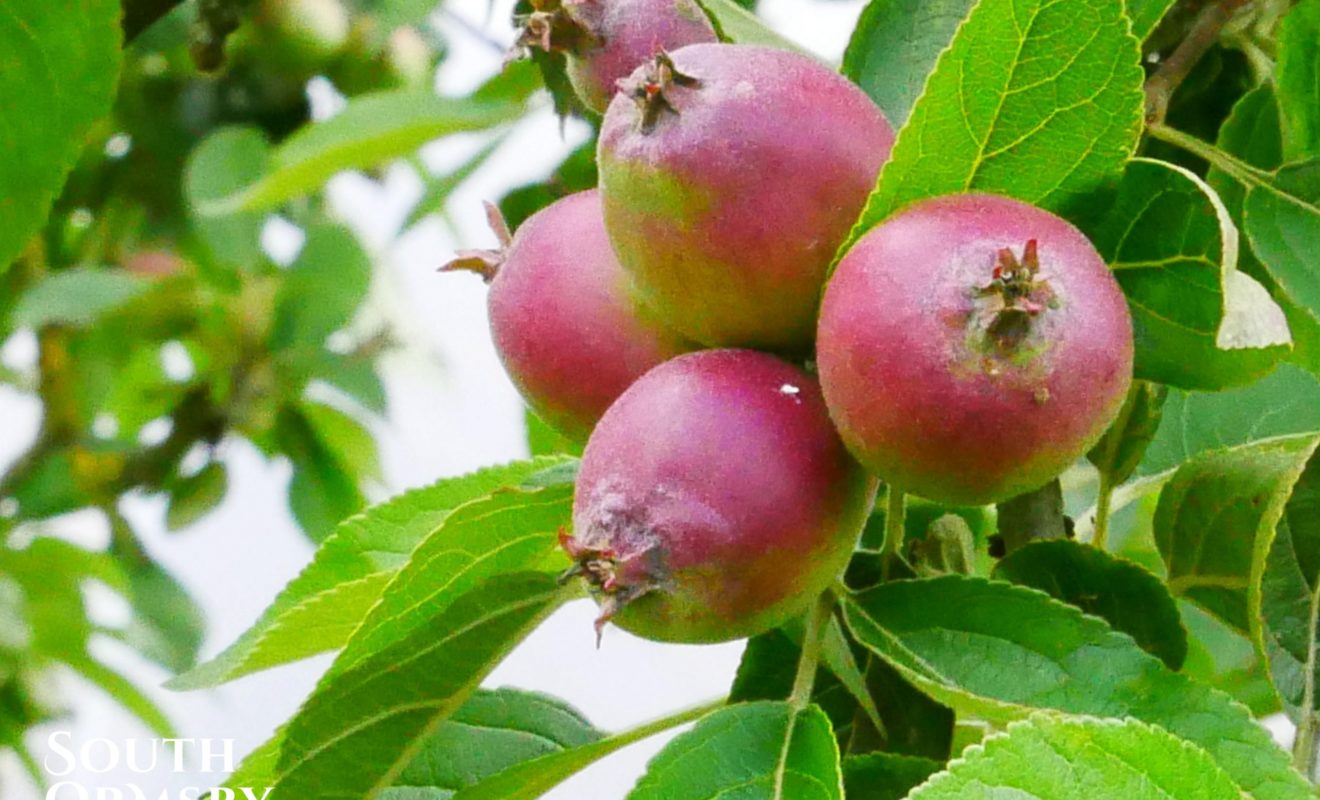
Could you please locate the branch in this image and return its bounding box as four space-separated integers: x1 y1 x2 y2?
1144 0 1251 125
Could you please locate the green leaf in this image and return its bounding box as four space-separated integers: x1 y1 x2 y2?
111 541 206 673
0 0 122 273
525 409 583 457
0 538 120 657
68 655 175 739
1082 158 1289 389
1210 85 1320 379
184 127 271 272
851 657 955 760
731 617 955 760
206 90 521 212
98 341 201 444
1127 0 1179 41
909 715 1247 799
269 223 372 352
1209 85 1284 217
842 575 1309 799
730 624 897 755
1153 433 1320 633
375 0 449 31
1243 159 1320 342
5 449 88 520
849 502 992 589
1145 47 1255 176
1259 441 1320 724
218 471 580 790
522 41 580 121
451 701 719 800
818 618 885 740
1088 381 1168 488
1181 601 1281 717
842 0 977 127
1138 363 1320 476
166 463 229 532
470 59 546 107
841 753 941 800
1277 0 1320 161
389 688 601 798
0 539 173 736
328 480 574 675
840 0 1144 254
312 351 388 414
695 0 811 55
628 702 842 800
234 573 571 796
732 629 851 738
170 457 572 690
280 405 368 542
993 540 1188 669
13 269 150 329
301 401 380 482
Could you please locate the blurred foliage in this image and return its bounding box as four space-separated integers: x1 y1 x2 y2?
0 0 546 777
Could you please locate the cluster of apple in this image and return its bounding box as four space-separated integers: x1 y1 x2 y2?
445 0 1133 643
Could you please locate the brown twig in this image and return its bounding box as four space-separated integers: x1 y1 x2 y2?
1144 0 1252 125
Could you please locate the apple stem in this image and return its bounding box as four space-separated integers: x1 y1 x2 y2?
789 592 833 710
880 485 906 581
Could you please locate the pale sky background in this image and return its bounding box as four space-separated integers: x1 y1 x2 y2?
0 2 869 798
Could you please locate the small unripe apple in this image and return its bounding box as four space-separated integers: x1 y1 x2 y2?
599 44 895 351
444 190 692 441
515 0 718 112
817 193 1134 505
564 349 877 643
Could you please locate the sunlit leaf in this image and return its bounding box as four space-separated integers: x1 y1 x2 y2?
843 576 1308 799
840 0 1144 254
171 457 573 690
910 715 1245 799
